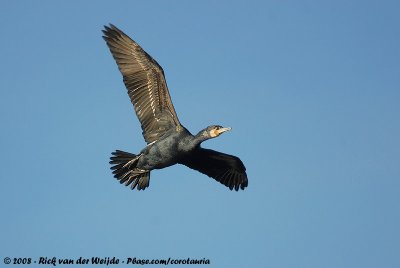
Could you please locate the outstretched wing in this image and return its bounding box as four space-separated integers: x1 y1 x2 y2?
102 24 181 143
179 148 248 191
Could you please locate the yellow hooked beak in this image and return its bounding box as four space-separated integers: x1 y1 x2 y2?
217 127 232 134
210 126 232 138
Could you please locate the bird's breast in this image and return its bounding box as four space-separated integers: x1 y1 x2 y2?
138 136 183 170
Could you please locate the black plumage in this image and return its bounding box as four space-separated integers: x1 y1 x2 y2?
103 24 248 191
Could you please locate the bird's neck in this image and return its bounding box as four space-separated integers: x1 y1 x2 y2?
192 129 210 146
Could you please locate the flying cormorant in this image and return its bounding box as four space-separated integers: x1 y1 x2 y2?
102 24 248 191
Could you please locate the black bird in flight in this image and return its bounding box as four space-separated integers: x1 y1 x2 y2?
102 24 248 191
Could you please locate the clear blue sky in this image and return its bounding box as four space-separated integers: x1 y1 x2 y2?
1 1 399 267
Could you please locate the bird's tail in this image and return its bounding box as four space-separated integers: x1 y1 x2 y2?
109 150 150 190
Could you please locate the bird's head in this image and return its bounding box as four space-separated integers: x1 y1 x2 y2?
203 125 232 139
